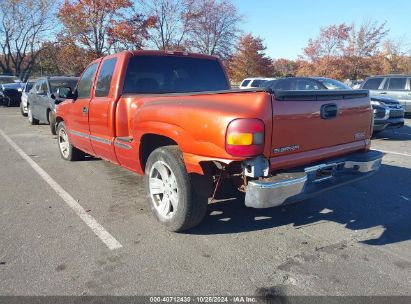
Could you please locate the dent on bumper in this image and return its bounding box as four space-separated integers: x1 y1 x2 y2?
245 150 383 208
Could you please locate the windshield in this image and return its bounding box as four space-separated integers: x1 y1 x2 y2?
50 79 78 93
25 82 34 92
318 78 351 90
123 55 229 94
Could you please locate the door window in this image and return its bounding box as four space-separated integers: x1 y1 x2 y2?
95 58 117 97
362 78 384 90
77 63 98 99
40 80 48 94
387 78 407 90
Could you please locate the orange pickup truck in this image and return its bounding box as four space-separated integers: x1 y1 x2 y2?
55 50 383 231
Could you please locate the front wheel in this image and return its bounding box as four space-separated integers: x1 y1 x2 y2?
20 102 27 116
145 146 209 232
28 105 39 125
57 122 85 161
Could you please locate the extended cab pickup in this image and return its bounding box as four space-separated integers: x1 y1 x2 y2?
55 50 383 231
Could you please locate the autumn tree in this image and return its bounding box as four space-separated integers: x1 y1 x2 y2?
187 0 242 58
58 0 151 56
298 20 389 80
343 20 389 79
0 0 55 80
272 58 297 77
139 0 195 50
227 34 273 83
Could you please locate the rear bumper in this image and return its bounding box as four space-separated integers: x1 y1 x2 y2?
245 150 383 208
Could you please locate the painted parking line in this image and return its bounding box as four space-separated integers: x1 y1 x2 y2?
378 149 411 158
0 130 123 250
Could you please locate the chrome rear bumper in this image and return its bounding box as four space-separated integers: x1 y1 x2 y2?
245 150 383 208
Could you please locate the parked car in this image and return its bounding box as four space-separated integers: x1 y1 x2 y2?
239 77 276 89
0 75 19 84
360 75 411 114
262 77 405 133
20 80 35 116
0 82 24 107
27 76 78 134
55 50 382 232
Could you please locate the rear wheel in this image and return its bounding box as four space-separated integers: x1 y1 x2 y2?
48 111 56 135
145 146 209 232
28 105 39 125
57 122 85 161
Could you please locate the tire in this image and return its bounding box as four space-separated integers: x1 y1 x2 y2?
20 102 27 116
48 111 56 135
27 104 39 125
56 122 85 161
144 146 209 232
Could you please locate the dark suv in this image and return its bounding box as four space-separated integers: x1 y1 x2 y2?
360 75 411 114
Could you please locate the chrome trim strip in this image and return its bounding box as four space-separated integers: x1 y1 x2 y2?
90 135 111 145
114 141 132 150
69 130 112 146
70 130 89 139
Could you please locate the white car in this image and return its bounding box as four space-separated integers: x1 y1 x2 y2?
20 81 35 116
239 77 276 89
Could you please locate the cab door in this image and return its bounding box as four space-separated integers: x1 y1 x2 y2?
66 61 100 155
88 56 119 163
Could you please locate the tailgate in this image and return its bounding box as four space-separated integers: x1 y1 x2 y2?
271 90 372 158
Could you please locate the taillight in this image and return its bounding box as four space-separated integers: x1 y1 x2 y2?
225 119 265 157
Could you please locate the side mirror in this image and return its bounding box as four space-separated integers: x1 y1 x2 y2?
57 87 74 99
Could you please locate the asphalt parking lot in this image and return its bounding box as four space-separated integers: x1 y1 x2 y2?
0 106 411 297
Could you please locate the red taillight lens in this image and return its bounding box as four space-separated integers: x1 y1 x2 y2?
225 119 265 157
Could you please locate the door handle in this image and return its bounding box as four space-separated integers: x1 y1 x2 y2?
321 104 338 119
82 106 88 114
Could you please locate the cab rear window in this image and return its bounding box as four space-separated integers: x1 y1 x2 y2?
123 55 229 94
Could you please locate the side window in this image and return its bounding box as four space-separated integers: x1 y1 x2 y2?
387 77 407 90
40 80 48 94
274 79 292 90
362 78 384 90
95 58 117 97
241 80 251 87
77 63 98 99
32 81 41 93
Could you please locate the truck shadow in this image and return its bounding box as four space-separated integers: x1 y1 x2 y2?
188 164 411 246
373 123 411 141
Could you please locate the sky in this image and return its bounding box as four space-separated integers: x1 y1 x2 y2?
232 0 411 60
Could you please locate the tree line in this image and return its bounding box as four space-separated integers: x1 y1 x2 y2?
1 0 410 83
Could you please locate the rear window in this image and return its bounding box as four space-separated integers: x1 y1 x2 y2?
387 77 407 90
50 79 78 93
362 78 384 90
318 79 351 90
123 55 229 94
295 79 321 90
